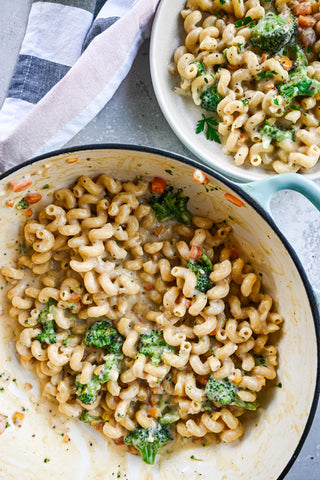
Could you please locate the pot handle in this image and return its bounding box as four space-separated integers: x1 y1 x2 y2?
241 173 320 215
241 173 320 311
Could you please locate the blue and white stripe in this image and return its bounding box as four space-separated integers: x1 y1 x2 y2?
0 0 159 170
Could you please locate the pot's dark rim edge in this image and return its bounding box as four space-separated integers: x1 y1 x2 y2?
1 143 319 479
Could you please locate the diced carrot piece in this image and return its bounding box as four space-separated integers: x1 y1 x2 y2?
298 15 316 27
209 327 219 336
63 434 70 443
177 296 192 308
261 52 268 63
299 27 316 46
9 175 32 192
295 2 312 15
224 192 244 207
25 192 42 204
230 246 239 260
5 200 14 207
13 412 25 425
148 408 159 419
95 423 104 431
153 226 164 236
189 245 202 260
24 208 33 217
237 132 248 147
278 56 292 70
192 169 209 184
113 437 125 445
69 294 81 302
197 375 209 386
151 177 167 194
144 284 153 291
264 81 275 91
67 157 78 164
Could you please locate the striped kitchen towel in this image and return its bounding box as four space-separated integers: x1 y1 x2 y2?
0 0 160 172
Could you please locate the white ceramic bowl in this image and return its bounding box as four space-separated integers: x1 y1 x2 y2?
149 0 320 183
0 145 319 480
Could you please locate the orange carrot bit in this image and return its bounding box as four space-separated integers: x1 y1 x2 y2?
5 200 14 207
298 15 316 28
237 132 248 147
69 294 81 302
177 296 192 309
263 80 275 91
25 192 42 204
192 169 209 184
113 437 125 446
24 207 33 217
224 192 244 207
151 177 167 194
197 375 209 386
278 56 292 71
148 407 159 419
13 411 25 426
144 284 154 291
295 2 312 15
256 375 266 386
261 52 268 63
94 423 104 431
153 225 164 236
189 245 203 260
9 175 32 192
230 246 239 260
209 327 219 336
63 434 70 443
67 157 78 164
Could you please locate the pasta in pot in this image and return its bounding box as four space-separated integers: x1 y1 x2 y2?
170 0 320 173
1 173 283 465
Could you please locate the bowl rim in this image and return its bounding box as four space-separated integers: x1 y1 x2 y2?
1 142 319 479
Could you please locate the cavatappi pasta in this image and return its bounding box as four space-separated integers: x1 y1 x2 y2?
170 0 320 173
1 174 283 464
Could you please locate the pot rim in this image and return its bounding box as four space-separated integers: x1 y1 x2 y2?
1 143 319 479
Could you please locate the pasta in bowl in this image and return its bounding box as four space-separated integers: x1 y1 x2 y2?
0 145 318 479
150 0 320 181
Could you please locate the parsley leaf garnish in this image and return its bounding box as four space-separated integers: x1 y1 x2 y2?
196 115 221 143
235 16 254 28
256 70 278 80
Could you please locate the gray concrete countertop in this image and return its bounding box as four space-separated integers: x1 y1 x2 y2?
0 1 319 479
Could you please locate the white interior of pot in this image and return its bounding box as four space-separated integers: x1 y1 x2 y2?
0 148 317 480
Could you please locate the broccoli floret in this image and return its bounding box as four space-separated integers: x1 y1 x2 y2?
76 353 122 405
36 298 57 344
187 249 213 293
138 330 174 366
84 320 124 353
289 45 308 67
250 12 296 54
158 395 180 425
150 186 192 225
79 410 104 425
124 423 173 465
200 86 221 112
193 61 206 76
205 377 259 410
278 66 320 103
259 121 295 148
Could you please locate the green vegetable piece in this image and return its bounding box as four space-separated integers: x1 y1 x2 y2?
138 330 174 366
158 395 180 425
76 353 122 405
278 66 320 102
193 61 206 76
200 86 221 112
187 249 213 293
205 377 259 410
250 12 296 54
124 423 173 465
79 410 104 425
84 320 124 353
16 198 29 210
150 186 192 225
289 45 308 67
259 121 295 148
36 298 57 344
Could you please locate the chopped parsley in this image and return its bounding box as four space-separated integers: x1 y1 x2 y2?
196 115 221 143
